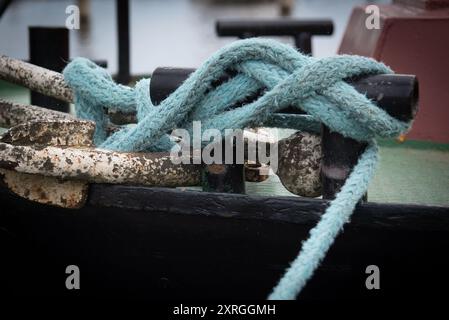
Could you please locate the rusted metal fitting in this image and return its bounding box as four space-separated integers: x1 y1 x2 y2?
0 55 324 205
0 55 73 103
0 116 202 208
277 131 322 197
0 118 93 209
244 163 270 183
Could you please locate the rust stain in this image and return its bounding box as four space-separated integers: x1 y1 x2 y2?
207 164 227 175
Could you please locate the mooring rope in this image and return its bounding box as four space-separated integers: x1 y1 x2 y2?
63 38 411 300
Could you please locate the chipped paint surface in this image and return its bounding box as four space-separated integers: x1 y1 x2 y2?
0 55 73 102
1 119 95 147
0 118 92 208
277 132 322 197
0 143 202 187
0 169 88 208
0 99 73 128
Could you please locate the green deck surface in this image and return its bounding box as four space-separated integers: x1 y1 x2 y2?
1 81 448 206
245 141 449 207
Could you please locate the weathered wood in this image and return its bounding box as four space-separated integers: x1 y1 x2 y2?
88 184 449 229
0 184 448 300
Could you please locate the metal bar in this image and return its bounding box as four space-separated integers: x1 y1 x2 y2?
320 128 368 200
29 27 70 112
216 19 333 54
0 58 418 199
116 0 130 84
0 119 93 208
216 19 334 37
0 99 120 137
0 142 201 187
149 67 418 121
22 58 107 68
0 106 322 197
294 33 312 55
2 58 418 123
216 19 333 53
150 67 195 105
321 75 418 200
0 99 73 128
148 67 418 199
0 55 73 102
0 129 321 196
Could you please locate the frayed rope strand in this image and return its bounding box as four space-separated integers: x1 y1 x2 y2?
63 38 411 300
268 140 379 300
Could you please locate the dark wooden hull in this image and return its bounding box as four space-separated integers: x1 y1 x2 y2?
1 184 448 301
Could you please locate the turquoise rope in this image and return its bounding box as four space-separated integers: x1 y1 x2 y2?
63 38 411 300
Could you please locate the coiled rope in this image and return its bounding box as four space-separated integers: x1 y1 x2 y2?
63 38 411 299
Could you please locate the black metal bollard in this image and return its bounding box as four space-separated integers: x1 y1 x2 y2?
29 27 69 112
201 138 246 194
149 68 418 197
321 75 418 200
150 68 245 194
215 19 334 55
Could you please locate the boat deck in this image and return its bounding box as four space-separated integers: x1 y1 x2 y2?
2 80 448 207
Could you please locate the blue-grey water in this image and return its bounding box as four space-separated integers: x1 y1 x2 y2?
0 0 388 74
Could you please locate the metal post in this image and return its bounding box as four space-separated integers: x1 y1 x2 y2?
116 0 130 84
150 68 245 194
149 68 418 198
201 140 246 194
321 75 419 200
29 27 69 112
294 33 312 55
215 19 333 53
320 128 368 200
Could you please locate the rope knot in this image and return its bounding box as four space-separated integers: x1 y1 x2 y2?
64 39 410 150
63 39 414 300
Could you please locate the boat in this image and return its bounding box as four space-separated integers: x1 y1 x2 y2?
0 0 448 303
